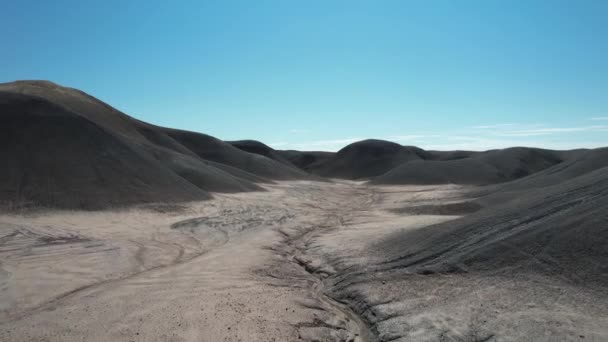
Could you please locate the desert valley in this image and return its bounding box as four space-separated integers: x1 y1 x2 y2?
0 81 606 341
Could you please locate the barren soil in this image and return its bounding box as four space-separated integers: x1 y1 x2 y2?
1 181 606 341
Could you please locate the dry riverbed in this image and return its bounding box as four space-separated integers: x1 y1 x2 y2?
1 181 605 341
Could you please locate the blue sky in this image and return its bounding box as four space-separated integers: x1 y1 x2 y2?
2 0 607 151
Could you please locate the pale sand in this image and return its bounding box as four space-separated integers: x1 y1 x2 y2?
1 181 605 341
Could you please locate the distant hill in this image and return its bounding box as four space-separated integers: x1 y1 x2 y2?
371 147 567 185
276 150 336 172
1 80 605 209
228 139 299 169
376 162 608 287
0 81 310 209
300 139 572 185
308 139 430 179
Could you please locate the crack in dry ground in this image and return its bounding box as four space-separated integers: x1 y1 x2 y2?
260 185 380 342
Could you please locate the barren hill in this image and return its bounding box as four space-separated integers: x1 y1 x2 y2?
0 81 310 209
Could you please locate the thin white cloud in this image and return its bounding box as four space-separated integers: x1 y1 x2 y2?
421 135 608 151
288 128 309 134
471 123 518 129
590 117 608 121
445 135 486 141
271 122 608 152
497 125 608 137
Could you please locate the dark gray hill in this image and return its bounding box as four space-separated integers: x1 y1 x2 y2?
276 150 336 172
309 139 430 179
164 130 309 180
0 91 210 209
0 80 314 209
372 147 566 185
376 165 608 286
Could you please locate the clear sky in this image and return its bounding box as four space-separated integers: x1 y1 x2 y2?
2 0 607 151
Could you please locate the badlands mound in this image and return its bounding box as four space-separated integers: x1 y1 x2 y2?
309 139 429 179
0 81 310 209
371 147 567 185
378 163 608 286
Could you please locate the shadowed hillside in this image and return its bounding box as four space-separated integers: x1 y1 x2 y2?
228 140 298 168
372 147 567 185
0 81 311 209
376 164 608 286
276 150 336 172
308 139 430 179
297 138 573 185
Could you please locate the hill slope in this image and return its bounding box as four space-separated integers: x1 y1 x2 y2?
377 165 608 286
228 140 298 168
162 130 309 180
0 91 211 209
1 80 604 208
276 150 336 172
0 81 312 209
372 147 566 185
309 139 430 179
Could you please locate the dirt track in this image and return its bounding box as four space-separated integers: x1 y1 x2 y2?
1 181 606 341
